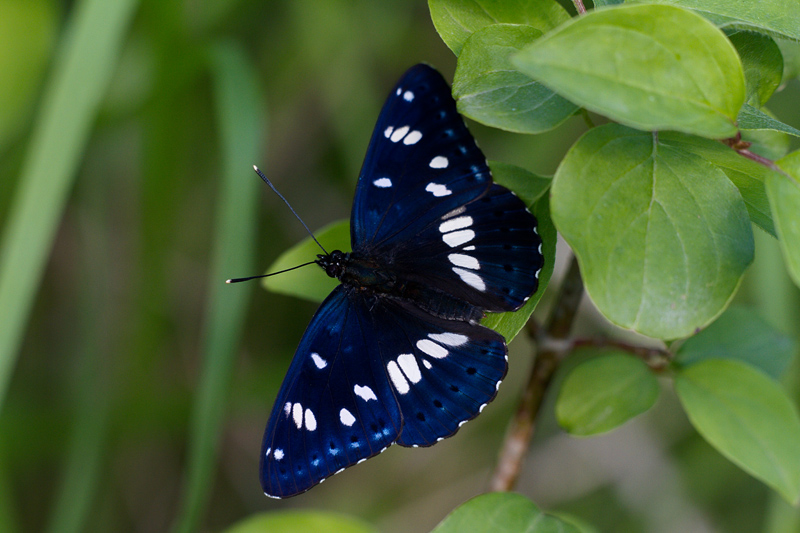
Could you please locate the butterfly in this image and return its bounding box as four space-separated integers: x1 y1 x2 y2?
260 64 543 498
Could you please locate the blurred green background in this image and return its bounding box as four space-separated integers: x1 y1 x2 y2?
1 1 799 532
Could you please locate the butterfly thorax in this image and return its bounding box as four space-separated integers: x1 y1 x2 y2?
316 250 483 323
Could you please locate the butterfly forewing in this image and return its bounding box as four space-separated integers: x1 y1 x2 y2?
351 64 492 250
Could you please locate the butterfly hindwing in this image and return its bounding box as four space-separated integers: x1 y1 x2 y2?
390 183 543 312
351 64 492 250
366 298 508 447
260 287 402 499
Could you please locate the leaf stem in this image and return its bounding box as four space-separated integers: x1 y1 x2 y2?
489 255 584 491
573 0 587 15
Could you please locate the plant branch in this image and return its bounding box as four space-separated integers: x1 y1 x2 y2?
573 0 587 15
489 255 584 492
571 337 672 372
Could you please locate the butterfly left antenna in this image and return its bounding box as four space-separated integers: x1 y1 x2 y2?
226 261 317 284
252 166 329 255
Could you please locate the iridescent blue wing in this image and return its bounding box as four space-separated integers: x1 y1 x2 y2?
260 287 402 499
350 64 492 250
350 64 543 312
260 286 509 498
366 298 508 447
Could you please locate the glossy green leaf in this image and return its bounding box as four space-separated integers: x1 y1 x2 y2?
726 30 783 107
675 306 796 380
768 151 800 289
482 194 556 342
428 0 570 56
490 161 551 205
738 104 800 138
556 351 659 436
263 220 350 302
222 510 377 533
635 0 800 41
551 124 754 339
453 24 578 134
675 359 800 504
432 492 581 533
512 4 745 138
658 131 776 236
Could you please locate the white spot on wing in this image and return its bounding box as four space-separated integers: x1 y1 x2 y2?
373 177 392 188
441 206 466 220
430 156 449 169
311 352 327 369
397 353 421 383
439 216 473 233
453 267 486 291
292 403 303 429
428 332 469 347
403 90 414 101
274 448 284 461
423 359 432 370
339 408 356 426
417 339 448 359
354 384 377 401
384 126 393 138
284 402 292 416
390 125 409 143
443 229 475 247
403 130 422 145
426 182 452 197
305 408 317 431
463 245 476 251
387 360 410 394
448 253 480 270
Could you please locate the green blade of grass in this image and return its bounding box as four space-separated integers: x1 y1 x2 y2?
0 0 139 410
170 41 264 533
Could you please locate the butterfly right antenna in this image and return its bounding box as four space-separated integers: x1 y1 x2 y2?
252 165 329 256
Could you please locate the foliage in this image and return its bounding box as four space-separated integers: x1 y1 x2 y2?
1 0 799 532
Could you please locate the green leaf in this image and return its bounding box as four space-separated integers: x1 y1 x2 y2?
658 131 776 236
222 510 377 533
482 193 556 341
632 0 800 41
675 306 796 380
551 124 754 340
738 104 800 138
263 220 350 303
490 161 551 205
431 492 581 533
512 4 745 138
726 30 783 107
768 151 800 289
453 24 578 134
428 0 570 56
556 351 659 436
674 359 800 504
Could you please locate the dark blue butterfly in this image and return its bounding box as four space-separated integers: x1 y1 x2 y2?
260 64 543 498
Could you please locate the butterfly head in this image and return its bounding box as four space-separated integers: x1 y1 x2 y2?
316 250 347 280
